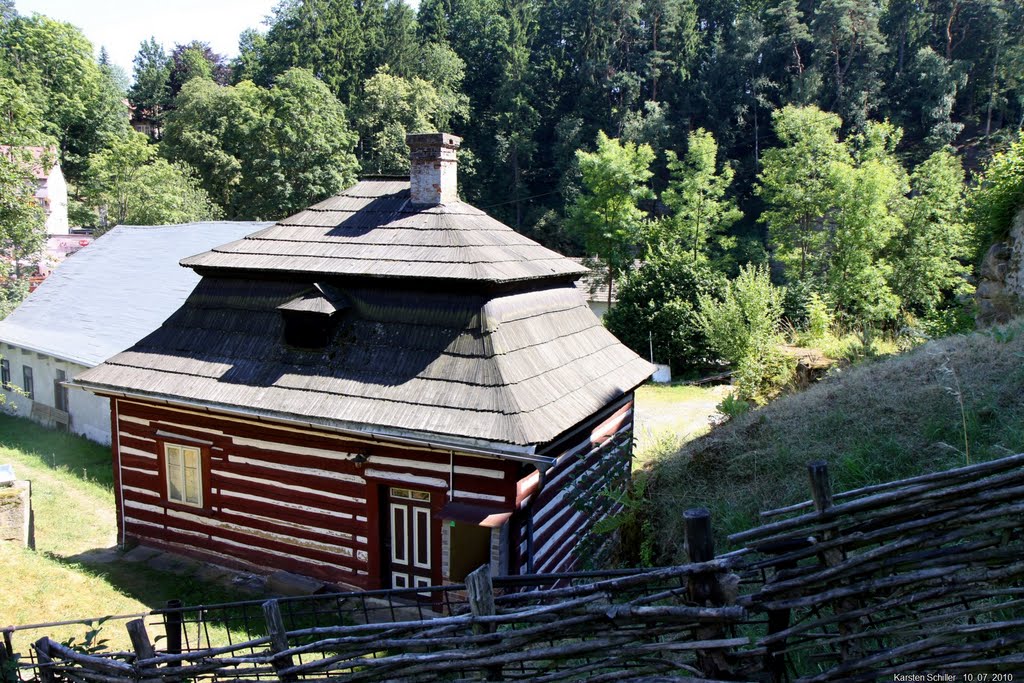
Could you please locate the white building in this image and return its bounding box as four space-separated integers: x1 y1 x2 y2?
0 221 271 443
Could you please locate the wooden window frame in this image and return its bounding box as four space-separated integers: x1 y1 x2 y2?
22 365 33 400
54 369 68 412
157 440 212 513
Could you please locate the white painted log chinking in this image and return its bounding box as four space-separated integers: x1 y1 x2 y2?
121 466 156 476
216 470 366 505
363 470 448 489
119 433 155 443
368 456 505 479
227 454 365 484
531 488 573 536
123 499 165 514
452 490 505 503
535 510 584 562
119 445 157 459
218 489 355 520
166 508 356 558
532 511 581 573
212 535 355 573
222 508 359 543
121 485 159 499
232 436 357 462
124 517 163 531
156 420 224 436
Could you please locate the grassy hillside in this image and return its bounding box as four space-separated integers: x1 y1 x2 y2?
0 415 259 651
646 321 1024 562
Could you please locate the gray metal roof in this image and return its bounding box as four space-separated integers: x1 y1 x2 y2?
0 222 272 367
181 179 588 284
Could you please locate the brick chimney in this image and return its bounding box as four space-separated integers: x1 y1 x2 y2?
407 132 461 205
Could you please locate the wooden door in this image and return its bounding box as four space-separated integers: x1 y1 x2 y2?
388 487 433 593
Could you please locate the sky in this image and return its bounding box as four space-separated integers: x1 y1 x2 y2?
14 0 280 78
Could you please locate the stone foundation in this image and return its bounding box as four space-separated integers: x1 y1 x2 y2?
977 207 1024 327
0 481 33 549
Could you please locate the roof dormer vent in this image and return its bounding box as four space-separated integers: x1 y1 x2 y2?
278 284 348 349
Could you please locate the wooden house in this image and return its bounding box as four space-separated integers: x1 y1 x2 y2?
74 134 654 592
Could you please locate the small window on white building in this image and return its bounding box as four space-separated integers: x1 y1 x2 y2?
22 366 33 400
1 359 10 390
54 369 68 412
164 444 203 507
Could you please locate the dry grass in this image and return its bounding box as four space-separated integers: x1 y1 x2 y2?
646 320 1024 561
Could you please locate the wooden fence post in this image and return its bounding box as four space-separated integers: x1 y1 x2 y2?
684 507 716 605
127 619 157 682
807 460 861 662
466 564 503 681
164 600 183 668
263 600 296 683
0 631 12 683
32 638 55 683
684 507 732 679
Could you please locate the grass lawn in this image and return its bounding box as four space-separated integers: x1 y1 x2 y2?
632 382 732 470
0 414 260 653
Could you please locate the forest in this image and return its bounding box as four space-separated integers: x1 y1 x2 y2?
2 0 1024 386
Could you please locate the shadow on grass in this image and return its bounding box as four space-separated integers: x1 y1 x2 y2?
52 551 266 611
0 413 114 491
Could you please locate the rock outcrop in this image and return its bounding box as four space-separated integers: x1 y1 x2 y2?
977 206 1024 327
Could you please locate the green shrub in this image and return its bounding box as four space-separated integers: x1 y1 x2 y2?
605 253 726 374
971 131 1024 254
805 293 832 340
698 264 793 403
717 392 751 420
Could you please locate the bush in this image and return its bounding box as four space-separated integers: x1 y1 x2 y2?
717 392 751 420
805 293 833 340
605 253 726 375
971 131 1024 255
698 264 793 403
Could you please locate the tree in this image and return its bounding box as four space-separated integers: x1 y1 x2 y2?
604 252 725 373
83 131 221 230
233 29 267 84
698 264 791 404
162 69 359 220
660 128 742 261
811 0 888 128
0 68 48 315
354 67 442 174
129 38 171 125
261 0 365 103
566 132 655 307
161 78 265 213
0 14 131 183
824 122 906 321
757 105 849 281
970 131 1024 252
248 67 359 218
891 147 972 315
411 43 470 132
168 41 229 98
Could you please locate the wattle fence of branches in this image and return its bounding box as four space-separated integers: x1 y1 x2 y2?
5 452 1024 682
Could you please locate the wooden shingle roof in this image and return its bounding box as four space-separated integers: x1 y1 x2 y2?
182 179 588 284
74 279 653 447
75 177 653 450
